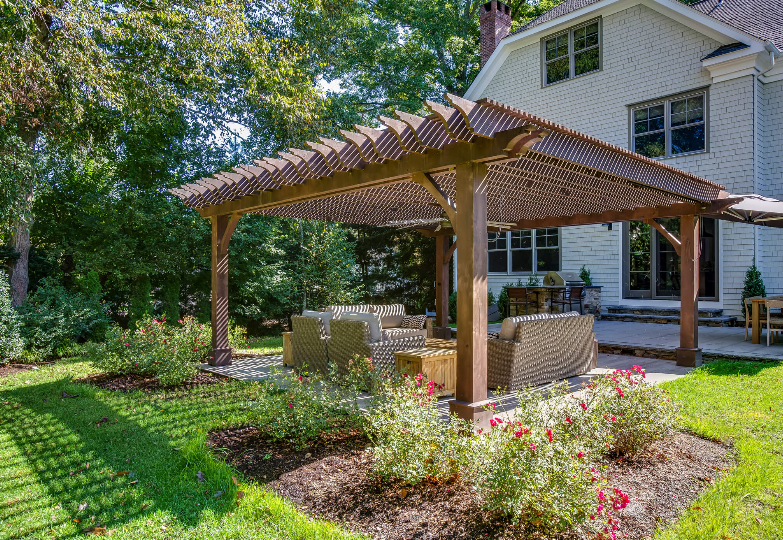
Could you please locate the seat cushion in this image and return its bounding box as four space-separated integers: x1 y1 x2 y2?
498 311 580 340
301 309 334 335
371 304 406 328
382 328 428 340
325 305 372 319
340 312 383 342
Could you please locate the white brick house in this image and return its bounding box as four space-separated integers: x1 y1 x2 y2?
463 0 783 318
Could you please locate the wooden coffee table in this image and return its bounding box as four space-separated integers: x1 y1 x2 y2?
425 337 457 350
394 348 456 397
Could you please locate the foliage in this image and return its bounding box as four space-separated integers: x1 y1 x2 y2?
579 265 593 286
525 273 541 287
366 372 472 485
571 366 678 457
159 274 181 323
93 316 210 385
17 277 109 356
741 263 766 316
449 291 457 323
250 367 364 450
497 279 527 317
0 270 23 361
129 275 153 330
487 289 496 307
228 322 248 350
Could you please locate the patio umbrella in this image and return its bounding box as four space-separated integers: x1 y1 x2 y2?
713 194 783 228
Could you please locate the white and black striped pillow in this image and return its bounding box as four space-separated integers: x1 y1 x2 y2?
400 315 427 329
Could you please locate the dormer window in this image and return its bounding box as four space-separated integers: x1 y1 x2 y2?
542 19 601 86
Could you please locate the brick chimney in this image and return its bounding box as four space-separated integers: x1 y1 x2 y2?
480 1 512 68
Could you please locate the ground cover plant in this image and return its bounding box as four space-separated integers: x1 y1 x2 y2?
657 360 783 540
0 354 365 540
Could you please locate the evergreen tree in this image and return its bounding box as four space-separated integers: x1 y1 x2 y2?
0 270 23 361
741 262 766 316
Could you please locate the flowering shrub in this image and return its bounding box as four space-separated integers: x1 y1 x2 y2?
251 367 364 450
228 322 248 350
571 365 678 456
93 316 211 385
366 372 471 485
0 270 23 362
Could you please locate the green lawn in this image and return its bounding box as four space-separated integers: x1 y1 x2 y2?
658 360 783 539
0 357 364 540
238 336 284 356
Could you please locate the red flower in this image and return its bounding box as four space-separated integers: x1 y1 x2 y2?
566 417 572 424
580 402 588 410
298 376 303 382
528 443 536 451
616 387 625 398
577 451 584 458
546 428 553 442
287 403 293 409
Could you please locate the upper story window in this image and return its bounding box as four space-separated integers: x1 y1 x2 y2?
542 19 601 86
488 229 560 273
630 91 707 158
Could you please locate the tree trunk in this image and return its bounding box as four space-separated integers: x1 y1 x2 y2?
8 130 37 307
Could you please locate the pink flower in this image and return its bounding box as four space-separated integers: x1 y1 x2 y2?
546 428 553 442
611 416 617 422
487 402 496 411
477 429 483 435
577 451 584 458
125 343 130 347
528 443 536 451
580 402 587 410
616 387 625 397
287 403 293 409
489 417 503 427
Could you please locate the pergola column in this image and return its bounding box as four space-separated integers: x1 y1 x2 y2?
449 162 491 424
435 235 450 327
210 214 240 366
677 214 702 367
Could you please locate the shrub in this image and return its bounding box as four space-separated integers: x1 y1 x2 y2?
366 372 471 485
251 367 364 450
469 388 629 537
525 273 541 287
571 365 678 457
741 262 765 315
94 316 211 385
17 277 109 357
579 265 593 286
448 291 457 323
228 321 248 350
0 271 23 362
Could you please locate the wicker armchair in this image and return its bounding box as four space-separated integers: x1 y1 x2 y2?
487 312 596 391
328 319 426 376
290 315 330 375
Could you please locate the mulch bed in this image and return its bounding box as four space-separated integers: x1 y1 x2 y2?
78 371 228 392
0 363 42 378
209 427 732 540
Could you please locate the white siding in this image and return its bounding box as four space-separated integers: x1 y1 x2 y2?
758 79 783 299
474 3 767 316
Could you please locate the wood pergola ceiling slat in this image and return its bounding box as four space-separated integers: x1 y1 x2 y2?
169 95 726 226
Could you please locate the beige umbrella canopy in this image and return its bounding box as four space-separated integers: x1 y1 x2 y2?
714 194 783 228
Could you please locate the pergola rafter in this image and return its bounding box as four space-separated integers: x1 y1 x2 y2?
170 94 740 424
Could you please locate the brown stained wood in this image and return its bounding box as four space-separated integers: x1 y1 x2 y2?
282 332 293 367
210 215 234 367
452 161 488 409
219 214 242 256
513 199 742 230
677 214 701 367
645 219 682 256
412 172 457 225
444 239 458 264
435 235 450 327
424 100 476 142
394 110 453 149
197 126 534 218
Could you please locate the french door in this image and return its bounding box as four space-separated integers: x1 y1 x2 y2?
622 217 718 300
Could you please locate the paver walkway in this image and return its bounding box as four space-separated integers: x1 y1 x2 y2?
486 320 783 361
201 352 691 415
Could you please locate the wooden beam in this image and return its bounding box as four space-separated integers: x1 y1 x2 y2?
677 215 702 367
196 126 532 218
645 219 681 256
412 172 457 225
219 213 242 256
210 215 233 367
512 198 742 230
444 239 458 265
435 236 450 327
449 162 491 426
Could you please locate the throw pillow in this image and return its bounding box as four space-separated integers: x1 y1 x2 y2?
400 314 427 329
340 312 383 342
302 309 334 335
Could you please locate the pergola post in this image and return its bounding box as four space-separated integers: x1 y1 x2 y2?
449 162 491 425
435 235 450 327
677 214 702 367
210 214 240 366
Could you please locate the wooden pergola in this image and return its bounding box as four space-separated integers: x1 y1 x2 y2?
170 94 739 422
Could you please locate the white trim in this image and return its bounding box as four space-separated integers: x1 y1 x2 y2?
703 51 771 83
465 0 769 100
759 62 783 83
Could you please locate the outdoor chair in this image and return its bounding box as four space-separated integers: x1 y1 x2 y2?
550 285 583 314
744 297 753 341
328 318 426 376
487 312 596 391
765 299 783 346
290 315 330 375
506 287 539 316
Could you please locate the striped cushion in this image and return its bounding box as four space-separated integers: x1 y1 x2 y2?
499 311 580 340
400 314 427 329
371 304 406 328
325 305 373 319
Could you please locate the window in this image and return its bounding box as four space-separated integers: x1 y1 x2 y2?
631 91 707 158
488 230 560 273
542 19 601 86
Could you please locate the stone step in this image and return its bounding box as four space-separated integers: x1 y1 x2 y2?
600 312 737 327
604 305 725 318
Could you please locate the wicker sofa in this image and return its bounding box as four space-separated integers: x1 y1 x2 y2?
328 318 427 376
322 304 433 339
487 312 597 391
290 315 330 374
